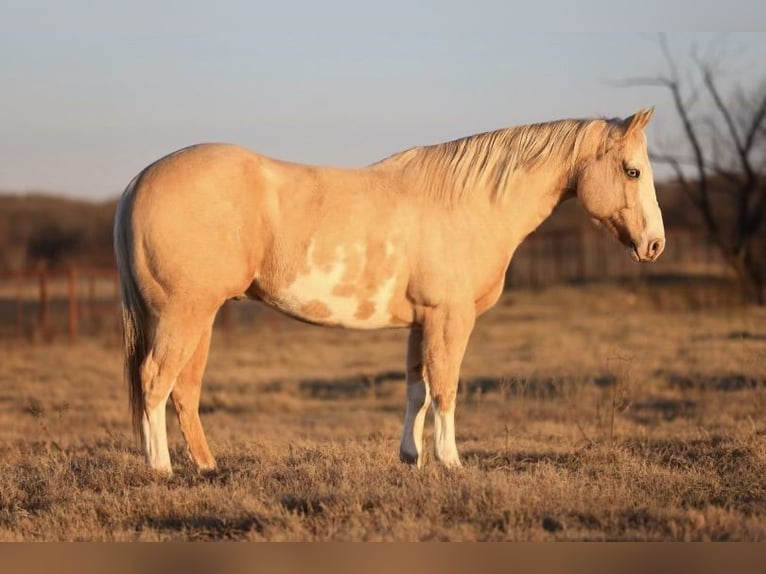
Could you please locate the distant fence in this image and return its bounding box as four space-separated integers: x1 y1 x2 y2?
506 228 728 287
0 265 245 344
0 266 120 343
0 228 729 343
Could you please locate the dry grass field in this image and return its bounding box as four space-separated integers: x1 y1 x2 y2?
0 284 764 541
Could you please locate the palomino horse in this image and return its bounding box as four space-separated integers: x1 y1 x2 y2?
114 108 665 474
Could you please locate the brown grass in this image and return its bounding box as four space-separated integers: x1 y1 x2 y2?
0 285 764 541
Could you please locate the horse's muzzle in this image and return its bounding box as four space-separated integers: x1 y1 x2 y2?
631 237 665 262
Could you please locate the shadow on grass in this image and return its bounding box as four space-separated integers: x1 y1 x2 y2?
461 375 599 399
628 398 697 424
294 372 604 402
206 368 765 406
276 369 625 402
692 330 766 342
141 515 265 540
658 371 766 391
280 495 333 517
298 370 403 399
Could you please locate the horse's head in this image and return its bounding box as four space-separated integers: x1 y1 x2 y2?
576 108 665 262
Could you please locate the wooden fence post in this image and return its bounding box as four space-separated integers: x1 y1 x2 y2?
38 265 49 341
16 271 24 340
577 231 587 282
596 236 608 280
84 272 95 332
220 301 233 336
68 267 78 344
559 232 566 282
672 230 683 266
113 271 121 337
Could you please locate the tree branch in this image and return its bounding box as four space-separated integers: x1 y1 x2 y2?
743 93 766 153
656 37 718 238
702 65 752 179
634 35 766 302
746 186 766 237
711 166 744 187
651 153 691 191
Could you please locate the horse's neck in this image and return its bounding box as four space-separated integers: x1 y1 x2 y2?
492 163 575 247
379 147 575 252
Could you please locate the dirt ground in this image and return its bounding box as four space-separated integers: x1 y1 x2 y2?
0 284 764 541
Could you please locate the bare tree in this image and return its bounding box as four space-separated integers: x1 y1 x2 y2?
630 35 766 304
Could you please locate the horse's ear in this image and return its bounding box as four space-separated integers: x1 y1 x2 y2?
623 107 655 136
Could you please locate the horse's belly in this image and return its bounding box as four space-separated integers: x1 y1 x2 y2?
252 240 405 330
264 281 399 329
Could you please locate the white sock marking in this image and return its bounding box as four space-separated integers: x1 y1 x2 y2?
433 402 461 467
400 379 431 466
143 388 172 474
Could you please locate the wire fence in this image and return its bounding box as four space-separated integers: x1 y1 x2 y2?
0 228 731 344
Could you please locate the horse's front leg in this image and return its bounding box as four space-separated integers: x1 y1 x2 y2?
402 306 476 467
422 304 476 468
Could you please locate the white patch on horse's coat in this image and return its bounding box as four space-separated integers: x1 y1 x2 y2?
629 134 664 257
433 402 461 467
282 239 397 328
143 387 172 474
399 379 431 466
638 181 664 248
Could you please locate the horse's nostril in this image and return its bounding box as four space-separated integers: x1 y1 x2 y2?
649 238 665 259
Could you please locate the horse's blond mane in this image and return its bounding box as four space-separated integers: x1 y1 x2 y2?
376 118 625 203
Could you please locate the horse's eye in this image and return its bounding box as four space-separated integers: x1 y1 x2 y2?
625 167 640 179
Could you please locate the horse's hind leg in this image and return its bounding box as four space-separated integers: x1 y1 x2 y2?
141 307 213 475
171 325 217 471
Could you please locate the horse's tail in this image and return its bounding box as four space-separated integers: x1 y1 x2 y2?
114 175 150 437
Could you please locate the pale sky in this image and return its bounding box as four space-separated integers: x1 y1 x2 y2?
1 1 764 199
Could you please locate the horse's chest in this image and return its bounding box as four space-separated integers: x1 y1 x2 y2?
270 239 400 329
